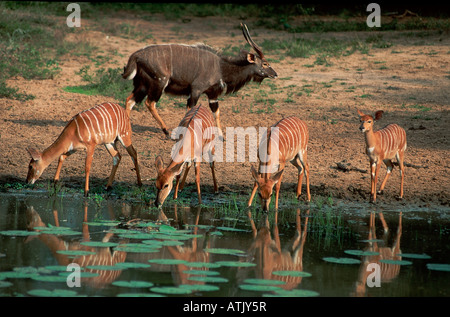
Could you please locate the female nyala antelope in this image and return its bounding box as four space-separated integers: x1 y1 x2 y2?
248 116 310 211
357 109 407 203
154 104 218 208
26 102 142 196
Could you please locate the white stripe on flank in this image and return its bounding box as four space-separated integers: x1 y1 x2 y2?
73 117 84 142
83 111 97 143
98 104 113 140
108 103 120 138
78 113 91 142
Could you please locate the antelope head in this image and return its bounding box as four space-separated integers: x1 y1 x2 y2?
251 165 284 212
26 148 46 184
154 156 184 208
241 23 277 80
357 109 384 133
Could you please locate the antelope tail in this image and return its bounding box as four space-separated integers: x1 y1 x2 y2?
122 55 137 80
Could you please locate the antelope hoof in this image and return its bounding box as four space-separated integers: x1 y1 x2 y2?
377 190 384 195
396 196 403 201
84 191 90 198
162 128 169 136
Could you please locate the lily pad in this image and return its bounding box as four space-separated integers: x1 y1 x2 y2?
379 259 412 265
31 275 68 282
117 293 165 297
112 280 154 288
0 230 41 237
0 281 12 288
215 261 256 268
118 233 157 240
114 262 151 269
56 250 96 256
27 289 78 297
83 221 120 227
396 253 431 259
150 286 193 295
188 276 229 283
148 259 188 265
426 263 450 272
344 250 380 257
40 229 81 236
204 248 246 256
269 289 320 297
272 270 312 278
80 241 119 248
114 244 160 253
216 226 247 232
159 224 177 232
179 284 220 292
323 257 361 264
185 262 221 269
183 270 220 276
239 284 283 292
86 265 122 271
243 278 286 285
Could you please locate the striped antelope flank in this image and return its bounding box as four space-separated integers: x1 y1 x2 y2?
154 104 218 207
248 116 310 211
123 23 277 138
357 109 407 203
26 102 142 196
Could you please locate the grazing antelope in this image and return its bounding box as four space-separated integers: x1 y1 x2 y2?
248 116 310 211
357 109 407 203
26 102 142 196
154 104 218 207
122 23 277 137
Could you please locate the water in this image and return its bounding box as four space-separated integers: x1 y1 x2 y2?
0 193 449 297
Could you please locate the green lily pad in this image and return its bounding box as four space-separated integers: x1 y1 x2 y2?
243 278 286 285
215 261 256 268
188 276 229 283
118 233 157 240
27 289 78 297
396 253 431 259
59 271 99 278
150 286 193 295
210 231 223 236
56 250 96 256
0 230 41 237
323 257 361 264
179 284 220 292
83 221 120 226
117 293 165 297
345 250 380 257
86 265 122 271
183 270 220 276
272 270 312 278
114 244 160 253
216 226 247 232
80 241 119 248
112 280 154 288
148 259 188 265
45 265 76 272
40 229 81 236
379 259 412 265
185 262 221 269
31 275 68 282
0 281 12 288
426 263 450 272
239 284 283 292
159 224 177 232
114 262 151 269
269 289 320 297
204 248 246 256
0 271 37 279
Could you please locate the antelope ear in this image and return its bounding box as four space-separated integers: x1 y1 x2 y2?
155 156 164 174
374 110 384 121
270 169 284 184
250 165 260 182
357 109 365 117
27 148 41 161
170 160 185 176
247 53 256 64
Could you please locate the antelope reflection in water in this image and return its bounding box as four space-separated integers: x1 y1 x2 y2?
26 200 127 289
248 209 309 290
352 211 403 297
160 205 213 286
